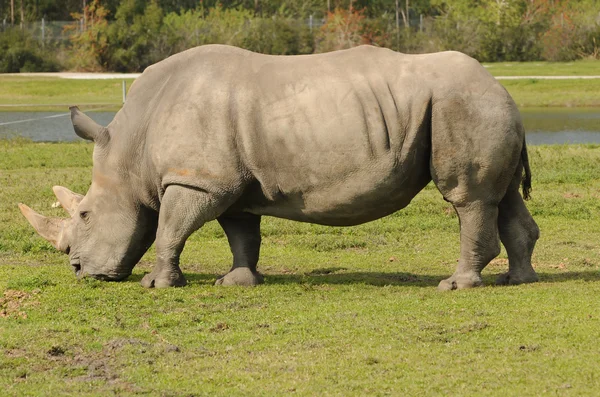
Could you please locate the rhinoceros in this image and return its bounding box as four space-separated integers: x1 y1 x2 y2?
19 44 540 290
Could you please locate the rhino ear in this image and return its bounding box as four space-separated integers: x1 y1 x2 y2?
52 186 84 217
18 203 70 253
70 106 109 144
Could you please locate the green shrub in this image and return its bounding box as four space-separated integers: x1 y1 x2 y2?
103 0 166 72
243 17 314 55
0 28 60 72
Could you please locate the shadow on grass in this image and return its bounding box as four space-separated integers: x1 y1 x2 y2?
127 271 444 287
128 270 600 288
537 271 600 283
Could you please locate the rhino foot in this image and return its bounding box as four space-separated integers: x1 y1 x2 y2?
215 267 264 286
496 271 539 286
141 268 187 288
437 272 483 291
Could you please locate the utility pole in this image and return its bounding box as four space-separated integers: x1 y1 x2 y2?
83 0 87 31
395 0 400 50
10 0 14 26
405 0 410 30
19 0 24 29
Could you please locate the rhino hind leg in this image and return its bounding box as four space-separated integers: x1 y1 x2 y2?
141 185 234 288
437 202 501 291
496 189 539 286
215 213 264 286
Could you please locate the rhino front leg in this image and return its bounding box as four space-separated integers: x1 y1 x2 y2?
141 185 228 288
438 202 501 291
215 213 264 286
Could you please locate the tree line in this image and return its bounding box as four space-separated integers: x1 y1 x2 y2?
1 0 599 73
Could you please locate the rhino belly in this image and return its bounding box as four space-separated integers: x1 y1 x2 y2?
242 156 431 226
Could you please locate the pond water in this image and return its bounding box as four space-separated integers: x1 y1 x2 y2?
0 108 599 145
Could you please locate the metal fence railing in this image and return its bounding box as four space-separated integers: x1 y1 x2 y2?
1 19 74 44
1 14 427 44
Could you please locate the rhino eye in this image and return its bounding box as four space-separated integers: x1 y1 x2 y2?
79 211 90 221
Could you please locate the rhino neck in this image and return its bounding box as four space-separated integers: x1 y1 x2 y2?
98 121 160 213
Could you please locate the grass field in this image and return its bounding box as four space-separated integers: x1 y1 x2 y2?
483 59 600 76
0 58 599 111
0 77 134 112
1 140 600 395
503 79 600 107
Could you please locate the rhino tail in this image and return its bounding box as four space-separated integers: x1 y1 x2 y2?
521 137 532 201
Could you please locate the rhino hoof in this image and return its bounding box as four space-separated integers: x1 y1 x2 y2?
141 269 187 288
215 267 264 286
496 271 539 286
437 273 483 291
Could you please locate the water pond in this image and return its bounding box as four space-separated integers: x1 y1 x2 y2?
0 108 599 145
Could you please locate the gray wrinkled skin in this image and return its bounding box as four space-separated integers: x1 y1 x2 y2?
20 45 540 290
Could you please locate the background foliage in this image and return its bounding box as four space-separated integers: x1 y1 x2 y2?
0 0 599 72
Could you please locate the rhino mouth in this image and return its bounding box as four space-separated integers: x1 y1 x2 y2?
70 258 82 277
70 259 130 281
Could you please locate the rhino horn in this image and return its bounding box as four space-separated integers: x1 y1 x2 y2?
70 106 109 143
18 203 70 253
52 186 84 217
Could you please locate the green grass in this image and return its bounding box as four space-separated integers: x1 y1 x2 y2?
484 59 600 76
502 79 600 107
0 60 599 112
0 77 134 112
1 140 600 395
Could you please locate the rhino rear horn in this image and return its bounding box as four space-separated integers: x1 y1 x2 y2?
52 186 84 217
70 106 109 144
18 203 70 253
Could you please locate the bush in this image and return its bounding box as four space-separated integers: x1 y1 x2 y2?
243 17 314 55
0 28 60 72
315 7 368 53
103 0 166 72
64 0 109 71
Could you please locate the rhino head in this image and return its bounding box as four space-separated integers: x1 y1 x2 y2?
19 107 158 281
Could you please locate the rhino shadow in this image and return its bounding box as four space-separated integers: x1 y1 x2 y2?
535 271 600 284
129 269 600 288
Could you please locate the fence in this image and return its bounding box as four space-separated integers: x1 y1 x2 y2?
1 19 74 44
2 14 428 44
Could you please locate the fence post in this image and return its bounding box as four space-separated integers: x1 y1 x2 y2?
122 80 127 104
420 14 423 33
41 17 45 46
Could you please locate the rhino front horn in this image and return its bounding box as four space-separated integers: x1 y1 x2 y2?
18 203 70 253
70 106 109 144
52 186 84 217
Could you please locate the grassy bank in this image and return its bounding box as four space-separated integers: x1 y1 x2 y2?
502 79 600 107
483 59 600 76
0 77 134 112
0 58 599 112
1 140 600 395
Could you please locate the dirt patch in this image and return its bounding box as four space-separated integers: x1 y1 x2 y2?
444 206 457 217
488 258 509 268
305 267 348 276
210 322 229 332
59 339 158 392
0 289 39 319
47 346 66 357
104 338 150 352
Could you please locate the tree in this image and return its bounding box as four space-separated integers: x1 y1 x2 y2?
64 0 109 70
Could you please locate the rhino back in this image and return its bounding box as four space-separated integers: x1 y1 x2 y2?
111 45 505 225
